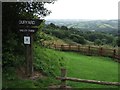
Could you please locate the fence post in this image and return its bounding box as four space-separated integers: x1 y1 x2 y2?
113 49 116 58
99 47 103 56
54 44 56 49
69 45 71 51
60 68 67 88
88 46 91 55
61 45 64 50
78 45 80 51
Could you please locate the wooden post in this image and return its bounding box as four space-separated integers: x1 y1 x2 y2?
54 44 56 49
19 19 43 77
99 47 103 56
119 48 120 60
60 68 67 88
78 45 80 51
113 49 116 58
69 44 71 51
61 45 64 50
25 43 29 76
29 34 33 76
88 46 90 55
69 45 71 51
25 34 33 77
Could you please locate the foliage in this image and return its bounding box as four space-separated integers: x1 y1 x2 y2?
2 1 56 69
46 19 118 35
116 37 120 47
33 43 65 77
2 2 58 88
3 71 58 89
60 26 68 30
94 39 102 45
43 23 117 46
69 34 86 44
34 20 53 46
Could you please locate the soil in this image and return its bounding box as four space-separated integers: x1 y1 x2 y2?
16 67 43 80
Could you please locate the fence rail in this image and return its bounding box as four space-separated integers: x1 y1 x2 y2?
50 44 120 61
56 69 120 88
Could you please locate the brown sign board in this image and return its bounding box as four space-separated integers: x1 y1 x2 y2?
19 19 43 26
19 28 38 33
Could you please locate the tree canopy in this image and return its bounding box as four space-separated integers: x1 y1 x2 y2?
2 1 56 68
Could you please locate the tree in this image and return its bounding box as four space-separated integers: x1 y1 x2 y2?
49 23 56 28
2 2 56 68
116 37 120 47
61 26 68 30
70 34 86 44
94 39 102 46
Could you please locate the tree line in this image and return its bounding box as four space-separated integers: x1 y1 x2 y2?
43 23 119 47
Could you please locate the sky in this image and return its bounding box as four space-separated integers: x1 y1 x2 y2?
44 0 119 20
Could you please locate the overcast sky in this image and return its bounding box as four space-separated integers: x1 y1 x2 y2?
45 0 119 20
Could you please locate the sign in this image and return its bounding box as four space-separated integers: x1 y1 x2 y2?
18 19 43 77
24 36 30 44
19 19 43 26
19 28 38 33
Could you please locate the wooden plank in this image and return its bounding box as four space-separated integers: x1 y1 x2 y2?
57 77 120 86
53 44 120 61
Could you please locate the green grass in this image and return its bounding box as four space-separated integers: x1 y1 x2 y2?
34 46 119 88
3 75 58 89
56 52 119 88
33 43 66 76
2 67 59 89
3 43 64 89
3 44 119 88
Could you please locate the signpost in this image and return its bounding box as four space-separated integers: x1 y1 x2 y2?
18 19 43 77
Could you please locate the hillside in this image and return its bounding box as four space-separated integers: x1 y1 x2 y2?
42 21 118 47
3 44 119 88
46 19 118 33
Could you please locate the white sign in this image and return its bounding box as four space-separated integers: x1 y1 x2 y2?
24 36 30 44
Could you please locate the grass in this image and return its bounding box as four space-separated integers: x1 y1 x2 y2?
33 43 66 76
2 43 64 89
3 44 119 88
3 75 58 89
2 66 60 89
57 52 119 88
34 45 119 88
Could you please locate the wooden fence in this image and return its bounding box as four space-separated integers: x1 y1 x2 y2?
50 44 120 62
56 68 120 89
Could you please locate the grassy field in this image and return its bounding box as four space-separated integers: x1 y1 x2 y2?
34 45 119 88
57 51 119 88
3 45 119 88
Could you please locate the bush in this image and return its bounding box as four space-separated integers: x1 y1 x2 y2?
33 43 65 77
70 34 86 44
